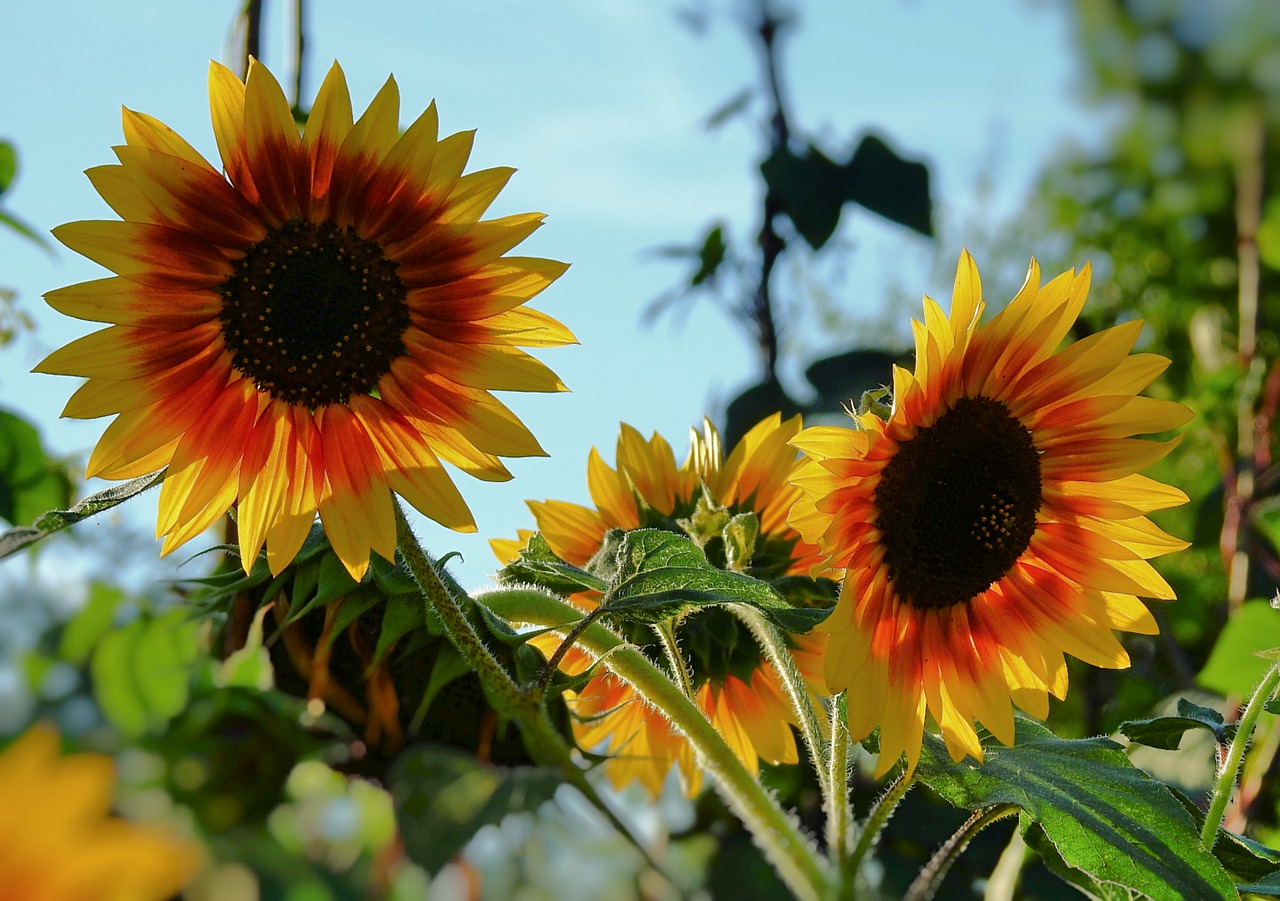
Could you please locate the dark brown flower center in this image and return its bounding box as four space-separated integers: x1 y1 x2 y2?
219 218 410 407
874 396 1041 610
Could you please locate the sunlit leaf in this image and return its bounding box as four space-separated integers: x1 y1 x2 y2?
601 529 830 632
916 718 1238 900
1198 599 1280 697
0 469 165 558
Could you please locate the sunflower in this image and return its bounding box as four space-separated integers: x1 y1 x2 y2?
0 723 201 901
789 251 1190 777
37 60 572 580
493 414 828 795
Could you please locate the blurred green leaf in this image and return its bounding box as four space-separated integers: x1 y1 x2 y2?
691 224 727 287
845 133 933 237
391 744 562 874
0 141 14 195
91 607 200 738
1197 599 1280 697
0 142 52 250
1120 697 1236 749
0 469 165 558
217 603 274 690
601 529 830 632
916 718 1238 900
761 144 849 250
58 582 125 666
704 88 754 130
761 134 932 251
0 409 74 529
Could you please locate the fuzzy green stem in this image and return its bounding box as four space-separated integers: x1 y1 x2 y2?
392 506 670 881
825 695 853 893
731 605 828 775
848 768 913 884
481 587 830 901
535 603 610 698
904 804 1019 901
1201 661 1280 848
655 619 696 699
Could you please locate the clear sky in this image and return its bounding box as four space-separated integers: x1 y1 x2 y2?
0 0 1093 588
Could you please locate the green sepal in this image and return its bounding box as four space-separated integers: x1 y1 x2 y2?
495 531 607 595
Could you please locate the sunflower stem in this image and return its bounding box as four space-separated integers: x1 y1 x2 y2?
824 694 853 891
392 506 674 883
655 619 696 700
904 804 1019 901
729 606 830 786
1201 660 1280 848
535 603 610 699
481 588 831 901
848 767 914 887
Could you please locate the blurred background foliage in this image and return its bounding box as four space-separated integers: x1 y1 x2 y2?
3 0 1280 898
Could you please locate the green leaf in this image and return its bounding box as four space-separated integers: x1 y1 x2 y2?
0 210 51 250
390 744 562 874
216 604 274 690
601 529 830 632
916 718 1239 900
1120 697 1236 749
91 608 200 738
704 88 754 130
495 532 607 596
0 141 14 195
0 409 73 528
1212 824 1280 886
760 135 932 251
761 144 850 250
285 550 361 625
691 223 727 287
1198 599 1280 697
845 134 933 237
1238 871 1280 896
0 469 165 558
59 582 125 666
371 591 429 670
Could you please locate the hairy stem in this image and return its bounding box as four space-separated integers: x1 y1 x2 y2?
825 695 853 890
482 587 830 900
392 506 671 881
848 768 913 884
1201 661 1280 848
655 619 696 700
904 805 1019 901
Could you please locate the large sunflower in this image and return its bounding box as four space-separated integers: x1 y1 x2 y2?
0 724 201 901
493 415 828 795
789 251 1190 777
37 60 572 580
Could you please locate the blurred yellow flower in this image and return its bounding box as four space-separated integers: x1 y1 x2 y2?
38 59 572 581
790 251 1190 777
0 723 201 901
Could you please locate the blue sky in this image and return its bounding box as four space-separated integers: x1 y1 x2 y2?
0 1 1094 588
